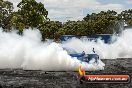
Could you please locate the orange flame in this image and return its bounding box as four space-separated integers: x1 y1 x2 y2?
78 66 86 76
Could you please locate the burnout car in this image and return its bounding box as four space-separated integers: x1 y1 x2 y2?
63 47 99 63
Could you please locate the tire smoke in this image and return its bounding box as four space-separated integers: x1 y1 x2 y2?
0 28 104 71
62 28 132 59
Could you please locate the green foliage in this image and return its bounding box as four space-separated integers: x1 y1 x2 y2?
9 0 48 32
61 10 121 36
39 21 62 40
119 9 132 26
83 10 120 34
63 21 87 35
0 0 132 40
0 0 13 29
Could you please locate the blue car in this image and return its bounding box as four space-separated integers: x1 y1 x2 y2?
63 47 99 63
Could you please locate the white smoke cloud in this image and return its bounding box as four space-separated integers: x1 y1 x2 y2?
0 28 104 71
2 27 132 71
62 28 132 59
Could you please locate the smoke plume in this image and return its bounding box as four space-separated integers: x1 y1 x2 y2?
0 28 104 71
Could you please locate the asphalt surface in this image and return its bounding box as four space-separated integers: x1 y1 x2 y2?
0 58 132 88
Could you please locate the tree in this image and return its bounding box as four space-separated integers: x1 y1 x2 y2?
9 0 48 32
120 9 132 26
83 10 120 34
39 21 62 40
0 0 13 29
